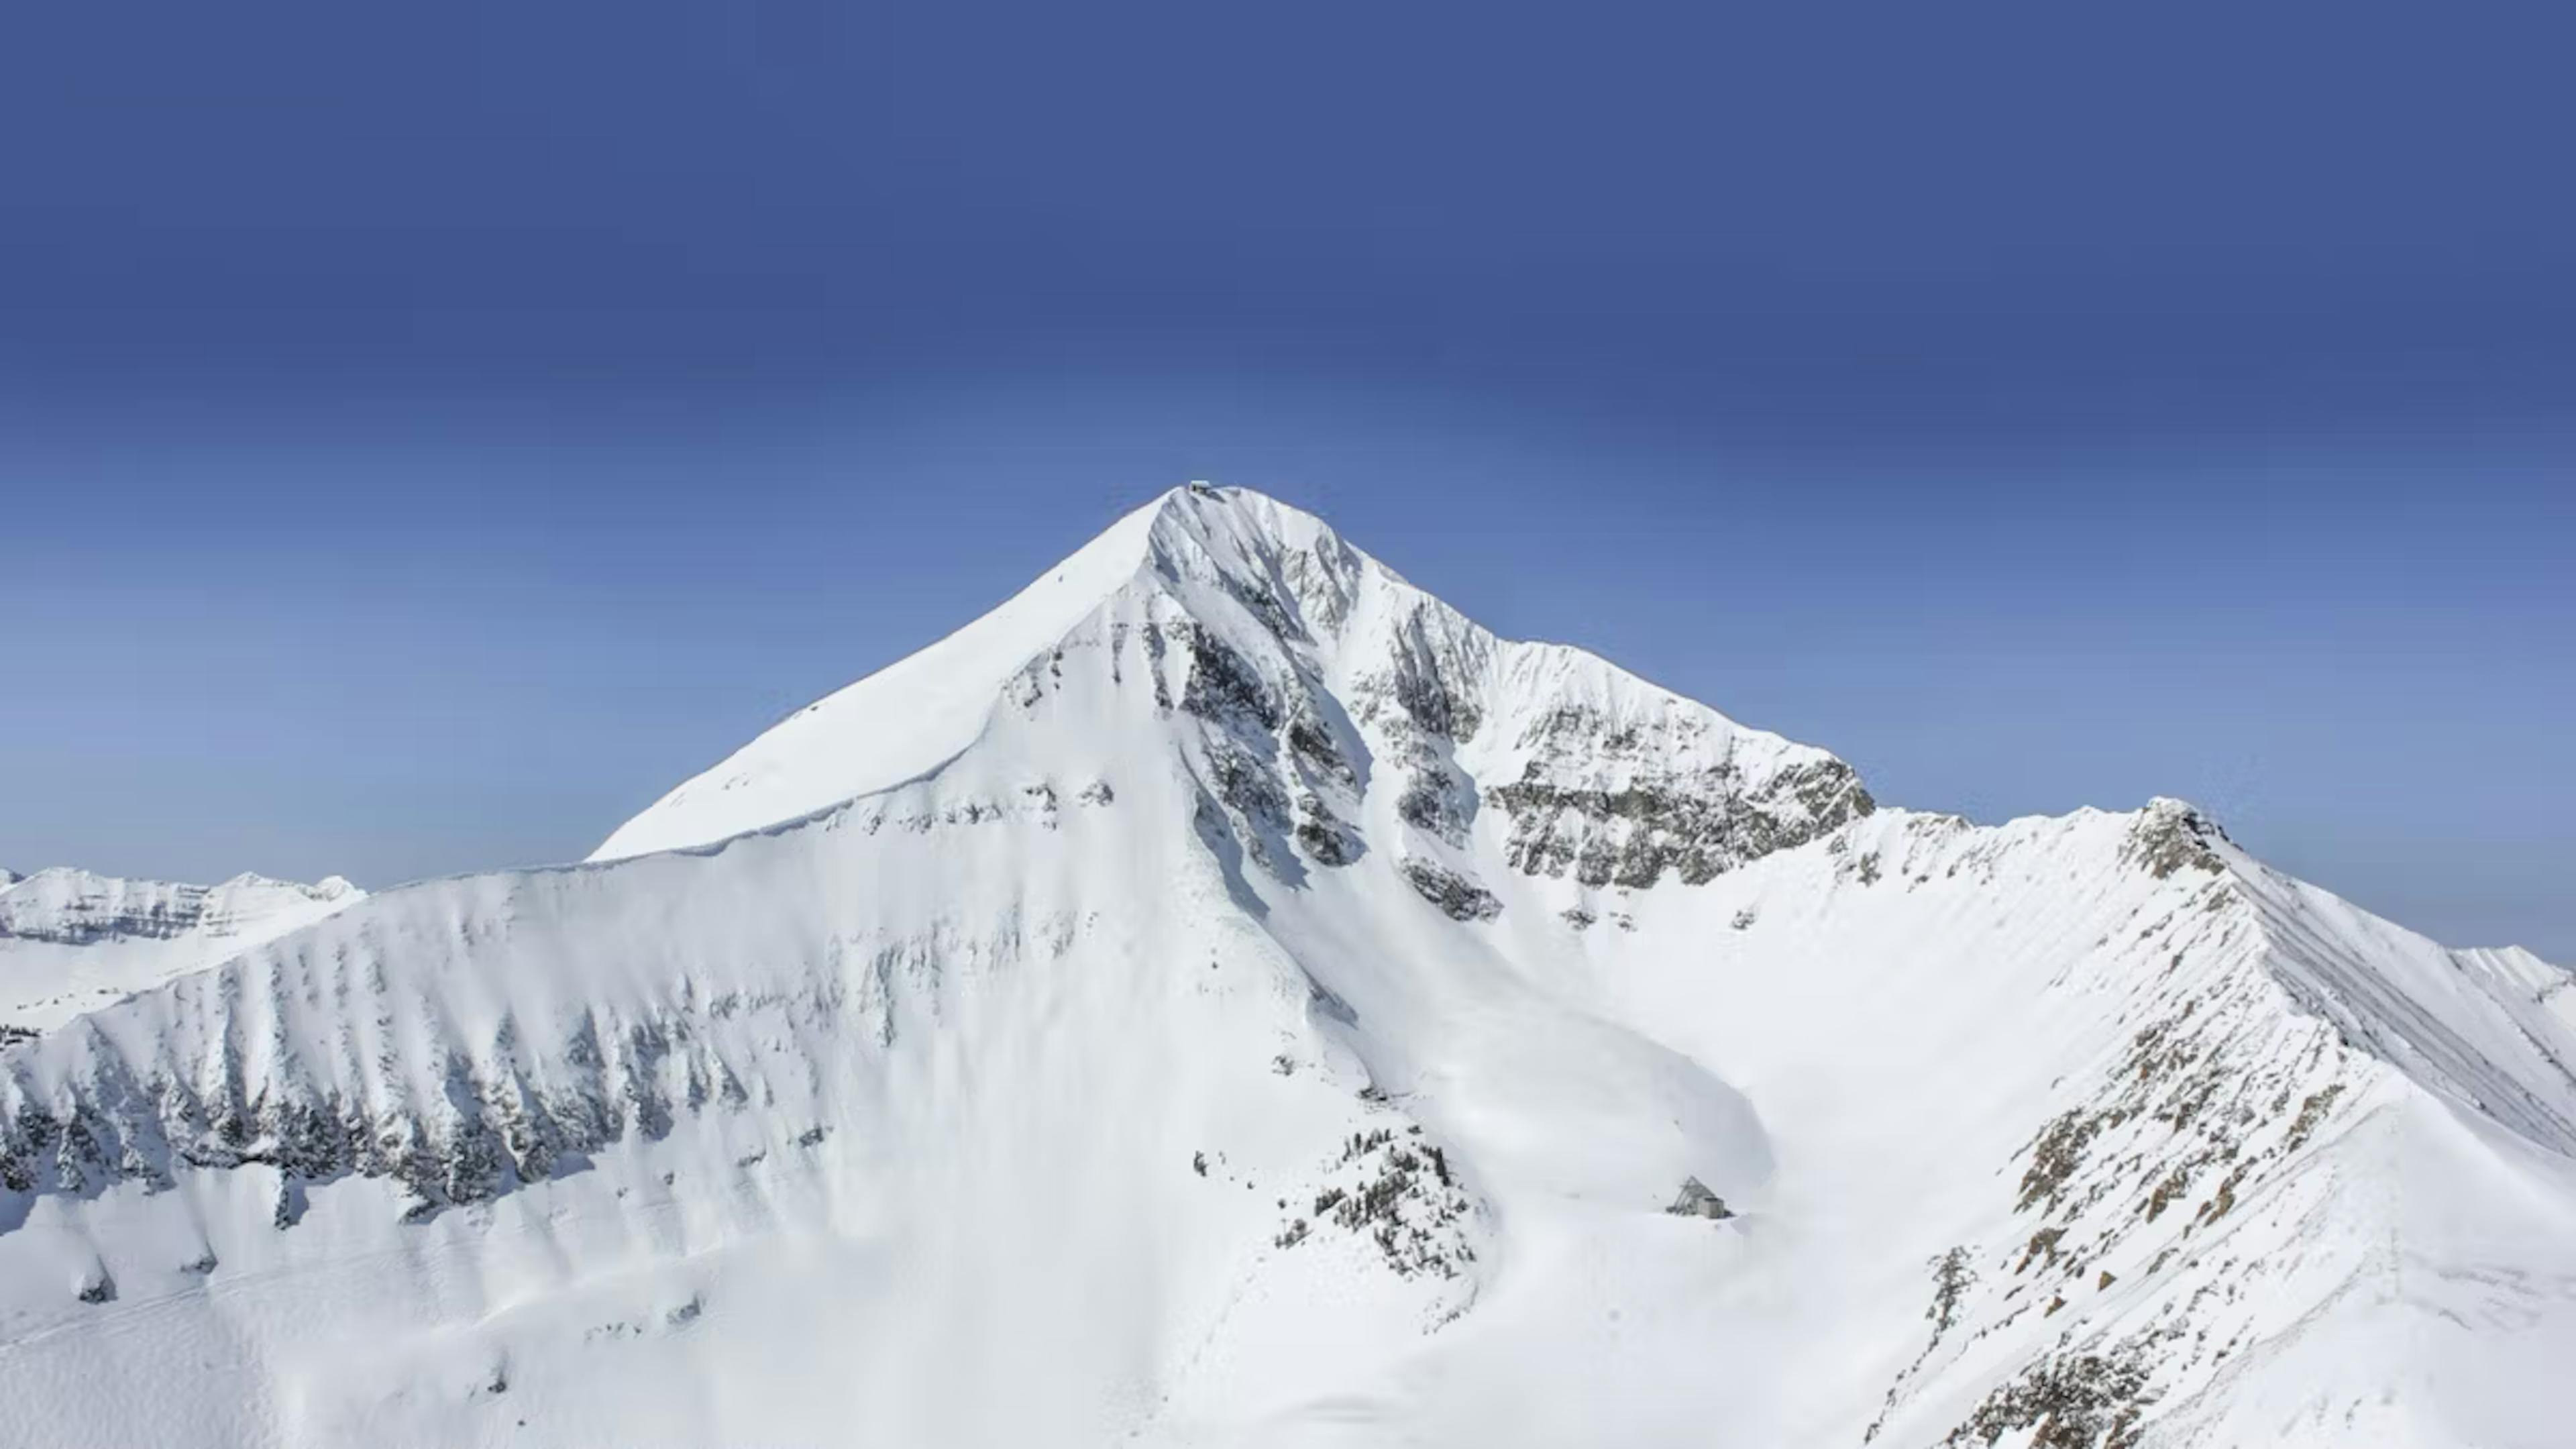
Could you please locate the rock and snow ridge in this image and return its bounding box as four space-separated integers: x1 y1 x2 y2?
1 484 2570 1449
1 868 361 1036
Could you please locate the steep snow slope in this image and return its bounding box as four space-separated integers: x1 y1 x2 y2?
0 869 360 1035
587 494 1171 861
2 486 2569 1449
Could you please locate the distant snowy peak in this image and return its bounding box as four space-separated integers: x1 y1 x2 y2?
593 484 1869 865
2459 945 2576 1043
2452 943 2576 998
0 867 361 1034
0 867 357 947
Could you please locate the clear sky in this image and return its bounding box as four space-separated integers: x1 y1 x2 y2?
3 1 2569 957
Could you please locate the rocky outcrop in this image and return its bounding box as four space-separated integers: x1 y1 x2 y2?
1399 859 1503 922
1493 702 1873 889
2121 799 2229 880
1395 763 1476 846
0 995 761 1224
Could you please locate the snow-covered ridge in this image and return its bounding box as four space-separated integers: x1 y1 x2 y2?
0 868 356 947
1589 798 2576 1448
1 868 360 1036
2451 944 2576 1038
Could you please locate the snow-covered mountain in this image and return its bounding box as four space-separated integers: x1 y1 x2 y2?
0 869 361 1036
2 485 2569 1448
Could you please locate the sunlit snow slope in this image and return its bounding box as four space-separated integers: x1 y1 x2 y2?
3 486 2571 1449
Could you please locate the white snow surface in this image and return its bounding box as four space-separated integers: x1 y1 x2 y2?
2 486 2571 1449
0 869 360 1034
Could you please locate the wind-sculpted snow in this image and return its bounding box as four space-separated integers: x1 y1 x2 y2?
3 486 2571 1449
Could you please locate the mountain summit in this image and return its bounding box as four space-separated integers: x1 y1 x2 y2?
3 487 2570 1448
592 484 1870 867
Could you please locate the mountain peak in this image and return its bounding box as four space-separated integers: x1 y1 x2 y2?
9 493 2575 1449
594 484 1855 864
1135 482 1399 617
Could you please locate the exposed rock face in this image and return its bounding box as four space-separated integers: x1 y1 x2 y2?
0 978 757 1222
1175 623 1281 737
1496 755 1872 889
1394 764 1475 845
1939 1344 2150 1449
1356 607 1489 745
2121 798 2229 880
1399 859 1504 922
1051 493 1870 906
1489 699 1875 890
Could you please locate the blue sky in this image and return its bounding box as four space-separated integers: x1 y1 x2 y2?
3 1 2569 956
